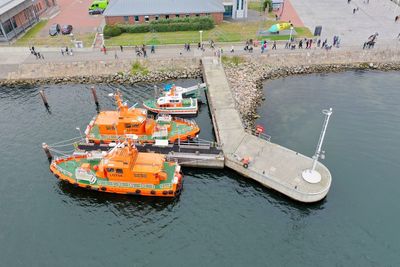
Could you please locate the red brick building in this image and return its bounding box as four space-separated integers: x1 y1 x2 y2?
0 0 57 42
104 0 224 25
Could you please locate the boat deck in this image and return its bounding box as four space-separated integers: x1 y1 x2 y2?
56 158 176 190
88 121 195 141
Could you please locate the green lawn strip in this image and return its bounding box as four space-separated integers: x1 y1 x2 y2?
14 20 48 45
248 1 264 12
14 21 95 47
105 23 313 46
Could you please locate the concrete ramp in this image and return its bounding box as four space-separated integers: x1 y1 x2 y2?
202 57 332 203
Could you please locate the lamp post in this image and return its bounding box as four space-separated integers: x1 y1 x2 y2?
302 108 333 184
199 30 203 46
289 26 294 42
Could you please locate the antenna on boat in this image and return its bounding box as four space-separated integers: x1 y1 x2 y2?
302 108 333 184
76 127 83 142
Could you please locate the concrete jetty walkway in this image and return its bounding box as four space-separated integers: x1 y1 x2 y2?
202 57 332 203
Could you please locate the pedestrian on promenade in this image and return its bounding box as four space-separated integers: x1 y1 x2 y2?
37 52 41 59
102 45 107 55
61 48 64 56
285 42 289 49
120 45 123 52
31 46 35 53
198 42 201 49
41 53 44 60
353 8 356 14
230 45 234 53
317 39 321 47
65 46 69 54
395 16 399 22
261 45 265 53
272 41 277 50
151 45 155 53
348 0 351 3
70 48 73 56
187 43 191 51
299 39 303 48
114 51 118 59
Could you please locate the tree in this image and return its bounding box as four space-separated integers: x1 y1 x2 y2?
263 0 273 12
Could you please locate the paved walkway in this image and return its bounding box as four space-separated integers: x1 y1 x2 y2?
275 0 304 27
290 0 400 45
202 57 332 202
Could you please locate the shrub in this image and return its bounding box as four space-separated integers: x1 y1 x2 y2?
131 61 149 75
106 16 215 37
103 25 122 38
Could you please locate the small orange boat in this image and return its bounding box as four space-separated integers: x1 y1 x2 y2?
85 91 200 144
50 139 183 197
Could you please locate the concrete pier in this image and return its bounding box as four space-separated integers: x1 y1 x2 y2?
202 57 332 203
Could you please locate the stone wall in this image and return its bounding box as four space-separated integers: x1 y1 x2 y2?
1 58 202 86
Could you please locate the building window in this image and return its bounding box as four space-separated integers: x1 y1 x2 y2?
155 15 159 20
124 16 129 22
176 14 179 18
2 19 14 34
134 16 139 22
0 28 4 37
165 15 169 19
206 13 210 16
236 0 239 10
185 14 190 18
241 0 244 10
145 16 149 22
195 14 200 17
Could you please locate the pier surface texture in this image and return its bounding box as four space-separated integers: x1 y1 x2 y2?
202 57 332 203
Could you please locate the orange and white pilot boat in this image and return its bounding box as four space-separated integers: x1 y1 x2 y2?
85 90 200 144
50 139 183 197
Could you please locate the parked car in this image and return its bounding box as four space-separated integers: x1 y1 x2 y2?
49 24 60 36
88 8 104 15
61 25 73 35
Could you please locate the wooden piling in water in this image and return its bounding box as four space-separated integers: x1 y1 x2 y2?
39 90 49 108
42 143 52 160
91 86 99 106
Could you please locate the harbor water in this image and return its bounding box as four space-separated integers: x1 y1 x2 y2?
0 72 399 266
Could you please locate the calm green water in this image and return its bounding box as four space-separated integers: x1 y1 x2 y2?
0 72 399 266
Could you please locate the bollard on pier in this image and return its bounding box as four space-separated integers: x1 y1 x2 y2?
42 143 52 161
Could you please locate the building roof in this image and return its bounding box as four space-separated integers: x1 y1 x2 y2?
0 0 26 15
104 0 225 17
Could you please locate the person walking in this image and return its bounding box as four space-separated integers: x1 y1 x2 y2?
230 45 234 53
120 45 123 52
70 48 73 56
151 45 155 53
114 50 118 59
272 41 277 50
102 45 107 55
61 48 64 56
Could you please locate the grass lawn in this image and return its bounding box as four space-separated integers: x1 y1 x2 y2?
105 21 313 46
14 20 95 48
248 1 264 12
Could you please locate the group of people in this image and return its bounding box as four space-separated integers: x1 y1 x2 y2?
61 46 73 56
29 46 44 60
363 32 378 49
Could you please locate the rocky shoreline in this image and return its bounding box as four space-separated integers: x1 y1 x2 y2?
224 60 400 129
0 68 202 87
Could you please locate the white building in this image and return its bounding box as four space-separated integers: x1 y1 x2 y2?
222 0 248 19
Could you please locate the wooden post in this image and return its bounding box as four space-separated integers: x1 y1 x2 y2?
91 86 99 106
42 143 52 161
39 90 49 108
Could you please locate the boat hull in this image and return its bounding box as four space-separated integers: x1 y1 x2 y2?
50 158 183 197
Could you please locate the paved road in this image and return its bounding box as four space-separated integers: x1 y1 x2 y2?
290 0 400 45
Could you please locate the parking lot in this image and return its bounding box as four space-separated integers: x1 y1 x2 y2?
40 0 103 37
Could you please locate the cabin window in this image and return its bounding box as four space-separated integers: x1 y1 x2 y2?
125 124 131 128
105 125 116 130
116 169 123 174
155 15 159 20
165 15 169 19
124 16 129 22
134 173 146 178
134 16 139 22
106 168 114 172
145 16 149 22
